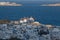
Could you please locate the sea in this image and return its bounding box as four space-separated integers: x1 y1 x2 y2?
0 5 60 26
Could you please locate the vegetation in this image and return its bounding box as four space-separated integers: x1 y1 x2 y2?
0 20 10 24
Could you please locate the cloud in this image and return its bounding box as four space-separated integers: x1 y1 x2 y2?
40 3 60 6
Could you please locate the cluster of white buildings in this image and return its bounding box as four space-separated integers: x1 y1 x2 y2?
0 17 60 40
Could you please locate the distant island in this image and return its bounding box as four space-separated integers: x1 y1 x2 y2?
40 3 60 6
0 2 22 6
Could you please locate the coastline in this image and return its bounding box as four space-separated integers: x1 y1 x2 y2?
0 2 22 6
40 3 60 6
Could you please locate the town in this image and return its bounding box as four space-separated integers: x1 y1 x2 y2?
0 17 60 40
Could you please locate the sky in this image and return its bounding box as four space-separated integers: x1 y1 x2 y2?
0 0 60 1
0 0 60 2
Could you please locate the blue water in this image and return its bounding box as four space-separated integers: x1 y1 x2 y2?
0 6 60 26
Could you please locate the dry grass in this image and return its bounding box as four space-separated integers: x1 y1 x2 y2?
0 20 10 24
